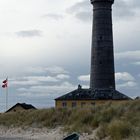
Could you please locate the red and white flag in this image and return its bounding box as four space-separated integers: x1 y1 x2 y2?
2 78 8 88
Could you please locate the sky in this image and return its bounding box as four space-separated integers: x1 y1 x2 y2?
0 0 140 112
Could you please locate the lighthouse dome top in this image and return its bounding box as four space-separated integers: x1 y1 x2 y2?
90 0 114 4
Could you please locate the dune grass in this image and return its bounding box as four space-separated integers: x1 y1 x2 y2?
0 100 139 139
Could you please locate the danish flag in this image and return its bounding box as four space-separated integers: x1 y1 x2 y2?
2 78 8 88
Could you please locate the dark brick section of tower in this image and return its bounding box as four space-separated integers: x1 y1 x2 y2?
90 0 115 90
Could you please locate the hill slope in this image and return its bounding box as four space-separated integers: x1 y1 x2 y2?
0 100 140 140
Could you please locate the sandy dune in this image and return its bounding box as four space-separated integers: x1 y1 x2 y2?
0 126 65 140
0 126 97 140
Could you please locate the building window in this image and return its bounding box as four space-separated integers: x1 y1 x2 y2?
91 102 95 106
62 102 67 108
72 102 77 108
81 102 86 108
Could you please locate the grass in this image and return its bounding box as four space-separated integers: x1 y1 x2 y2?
108 120 132 140
0 100 140 140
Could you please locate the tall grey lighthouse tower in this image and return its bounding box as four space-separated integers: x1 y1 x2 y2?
89 0 130 99
55 0 131 104
90 0 115 91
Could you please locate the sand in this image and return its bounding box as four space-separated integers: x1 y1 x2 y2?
0 126 98 140
0 126 100 140
0 126 65 140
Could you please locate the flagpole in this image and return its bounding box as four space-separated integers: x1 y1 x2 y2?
2 77 8 111
6 86 8 111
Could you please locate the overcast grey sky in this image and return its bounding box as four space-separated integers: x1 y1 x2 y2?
0 0 140 112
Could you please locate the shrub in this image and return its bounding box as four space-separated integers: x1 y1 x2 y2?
108 120 132 140
96 123 108 139
0 100 139 139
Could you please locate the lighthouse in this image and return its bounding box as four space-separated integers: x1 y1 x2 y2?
55 0 131 108
90 0 115 90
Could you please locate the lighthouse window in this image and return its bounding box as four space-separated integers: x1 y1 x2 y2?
98 36 103 41
99 61 102 64
100 36 103 40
